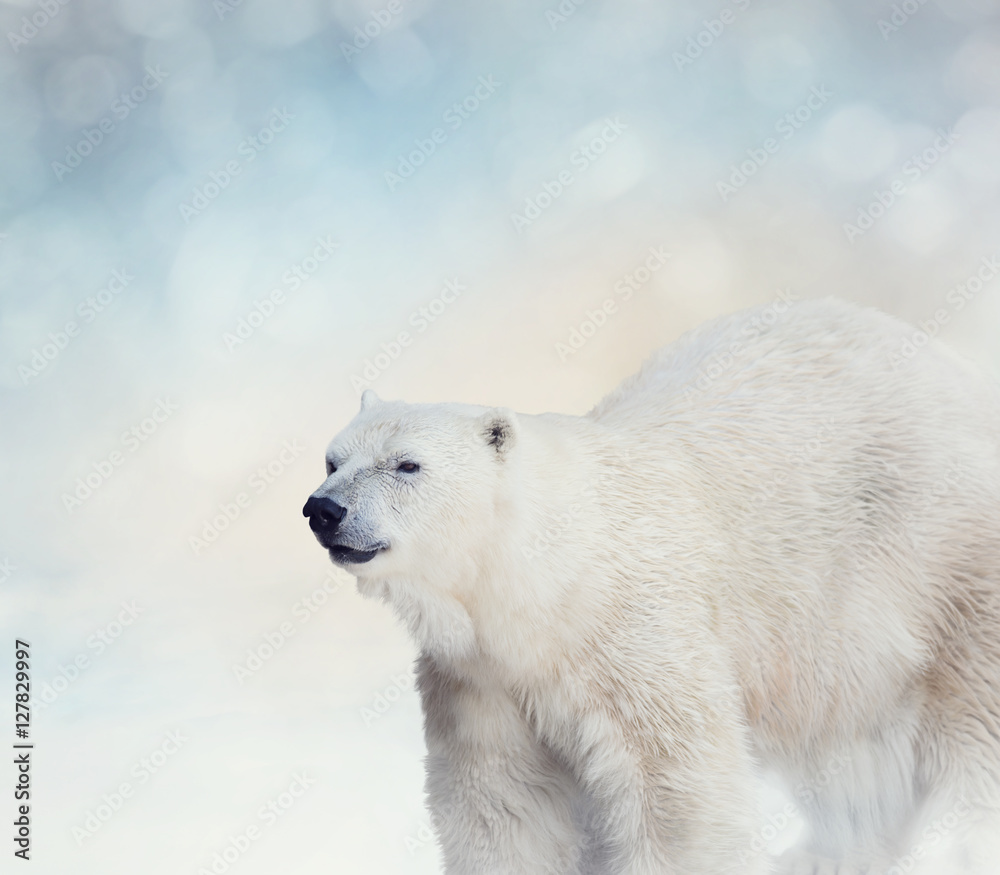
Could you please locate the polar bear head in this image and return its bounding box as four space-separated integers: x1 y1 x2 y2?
303 390 519 613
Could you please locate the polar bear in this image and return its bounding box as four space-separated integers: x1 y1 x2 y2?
303 298 1000 874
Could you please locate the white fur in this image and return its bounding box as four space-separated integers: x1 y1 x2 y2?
308 298 1000 874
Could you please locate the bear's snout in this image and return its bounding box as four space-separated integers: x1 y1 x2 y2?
302 495 347 536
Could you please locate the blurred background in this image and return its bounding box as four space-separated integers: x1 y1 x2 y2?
1 0 999 871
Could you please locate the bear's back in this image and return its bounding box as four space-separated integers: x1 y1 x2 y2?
587 297 1000 495
590 297 992 426
581 297 1000 750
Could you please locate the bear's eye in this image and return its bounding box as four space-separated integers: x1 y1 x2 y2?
326 460 337 476
397 461 420 474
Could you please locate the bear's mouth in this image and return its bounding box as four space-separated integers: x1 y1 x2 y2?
328 543 383 564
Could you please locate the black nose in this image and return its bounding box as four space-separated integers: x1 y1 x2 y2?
302 496 347 533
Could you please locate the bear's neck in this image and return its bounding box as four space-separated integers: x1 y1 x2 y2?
445 412 630 681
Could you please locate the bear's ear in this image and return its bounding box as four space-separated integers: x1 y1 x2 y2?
480 408 517 457
360 389 382 412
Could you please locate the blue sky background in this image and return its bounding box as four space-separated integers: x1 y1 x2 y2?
2 0 1000 872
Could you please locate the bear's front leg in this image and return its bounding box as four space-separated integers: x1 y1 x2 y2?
569 697 769 875
417 655 583 875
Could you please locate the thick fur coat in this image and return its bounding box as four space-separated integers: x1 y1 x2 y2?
306 298 1000 874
